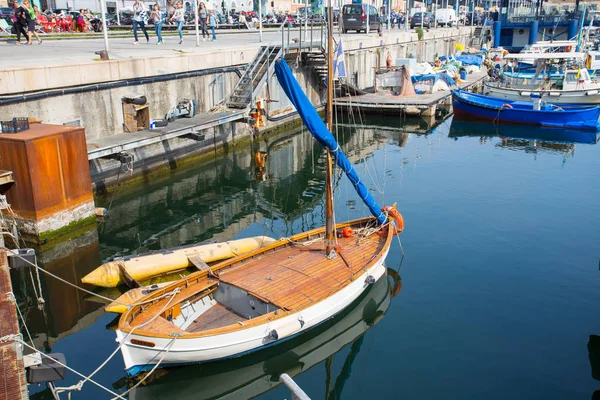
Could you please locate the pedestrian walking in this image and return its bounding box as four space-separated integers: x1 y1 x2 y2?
13 3 29 45
23 0 41 44
209 9 217 41
238 12 246 29
198 2 208 41
150 4 164 44
170 2 185 44
132 0 149 45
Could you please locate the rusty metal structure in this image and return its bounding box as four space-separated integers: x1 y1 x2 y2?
0 123 94 242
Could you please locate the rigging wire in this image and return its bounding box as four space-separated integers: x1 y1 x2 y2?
15 338 127 399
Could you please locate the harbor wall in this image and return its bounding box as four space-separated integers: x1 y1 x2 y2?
1 70 242 143
1 27 473 198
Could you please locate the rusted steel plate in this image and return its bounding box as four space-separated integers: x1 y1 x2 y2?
0 124 93 220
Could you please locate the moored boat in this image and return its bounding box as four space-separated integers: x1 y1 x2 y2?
487 52 600 105
452 89 600 131
127 268 397 400
115 10 404 377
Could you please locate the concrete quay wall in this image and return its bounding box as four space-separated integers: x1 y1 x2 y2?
1 27 473 195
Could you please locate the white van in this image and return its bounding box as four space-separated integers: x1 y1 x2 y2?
435 8 456 27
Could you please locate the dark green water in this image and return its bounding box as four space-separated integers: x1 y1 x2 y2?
23 115 600 399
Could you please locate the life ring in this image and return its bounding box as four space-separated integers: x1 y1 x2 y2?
501 103 513 109
381 205 404 235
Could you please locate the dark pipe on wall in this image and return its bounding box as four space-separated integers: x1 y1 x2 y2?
0 66 243 106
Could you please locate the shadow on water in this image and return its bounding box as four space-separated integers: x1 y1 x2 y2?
120 265 403 400
590 335 600 400
10 229 103 353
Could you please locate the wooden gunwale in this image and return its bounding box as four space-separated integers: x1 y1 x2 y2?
118 216 393 339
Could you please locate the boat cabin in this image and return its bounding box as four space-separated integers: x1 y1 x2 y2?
555 68 593 90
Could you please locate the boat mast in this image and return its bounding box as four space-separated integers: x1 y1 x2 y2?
325 0 335 257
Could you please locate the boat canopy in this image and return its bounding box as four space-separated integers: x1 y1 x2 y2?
531 40 578 48
504 52 585 60
274 59 386 225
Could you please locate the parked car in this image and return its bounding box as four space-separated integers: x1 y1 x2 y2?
435 8 456 27
465 11 483 25
410 11 433 29
340 4 381 34
0 7 13 22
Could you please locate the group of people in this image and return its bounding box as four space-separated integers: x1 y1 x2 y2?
75 9 99 32
131 0 218 45
11 0 42 45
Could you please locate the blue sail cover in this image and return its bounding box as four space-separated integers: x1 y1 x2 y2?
274 59 386 225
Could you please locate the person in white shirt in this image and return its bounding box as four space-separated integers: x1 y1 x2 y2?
170 2 185 44
132 0 149 44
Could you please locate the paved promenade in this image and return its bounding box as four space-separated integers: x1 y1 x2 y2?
0 27 462 70
0 26 471 94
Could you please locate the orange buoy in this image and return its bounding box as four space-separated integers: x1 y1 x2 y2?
501 103 513 109
342 227 353 238
381 205 404 235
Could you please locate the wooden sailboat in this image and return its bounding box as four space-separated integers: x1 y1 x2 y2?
116 4 404 376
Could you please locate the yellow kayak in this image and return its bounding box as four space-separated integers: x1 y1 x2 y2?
81 236 276 288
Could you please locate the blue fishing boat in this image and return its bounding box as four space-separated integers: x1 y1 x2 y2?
452 90 600 131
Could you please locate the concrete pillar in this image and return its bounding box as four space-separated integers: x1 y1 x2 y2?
568 19 579 40
529 21 539 44
0 124 96 245
493 21 502 48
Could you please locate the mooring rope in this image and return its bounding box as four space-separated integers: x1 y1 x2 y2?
0 282 182 399
0 247 183 309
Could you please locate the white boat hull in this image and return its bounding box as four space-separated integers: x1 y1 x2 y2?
484 82 600 105
116 252 388 376
128 270 392 400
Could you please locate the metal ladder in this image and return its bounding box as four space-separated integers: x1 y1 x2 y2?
226 45 283 109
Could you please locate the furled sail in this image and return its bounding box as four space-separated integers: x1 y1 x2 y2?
274 59 386 224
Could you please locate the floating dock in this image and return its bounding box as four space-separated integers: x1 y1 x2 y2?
334 69 488 116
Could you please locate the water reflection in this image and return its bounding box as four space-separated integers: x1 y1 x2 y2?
590 335 600 400
125 267 401 400
15 119 397 358
449 121 600 151
11 229 102 352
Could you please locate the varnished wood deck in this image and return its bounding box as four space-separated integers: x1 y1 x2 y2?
219 233 385 312
122 218 392 337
